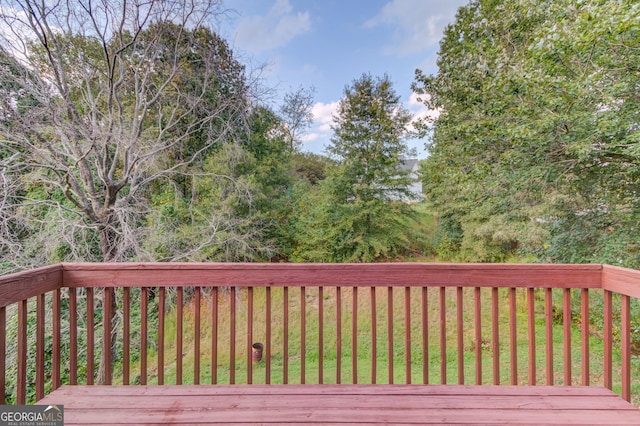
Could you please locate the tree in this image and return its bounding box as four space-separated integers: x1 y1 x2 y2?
297 73 417 262
279 86 315 150
413 0 640 264
0 0 250 383
0 0 248 264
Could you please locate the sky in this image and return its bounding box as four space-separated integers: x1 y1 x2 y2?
220 0 470 158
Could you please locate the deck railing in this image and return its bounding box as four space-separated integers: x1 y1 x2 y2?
0 263 638 405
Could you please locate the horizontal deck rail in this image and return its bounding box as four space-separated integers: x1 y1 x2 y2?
0 263 638 405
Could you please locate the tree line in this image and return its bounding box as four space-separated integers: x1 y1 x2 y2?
1 0 638 273
0 0 424 276
414 0 639 268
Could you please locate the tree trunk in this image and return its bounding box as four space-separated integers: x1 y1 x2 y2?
96 224 119 385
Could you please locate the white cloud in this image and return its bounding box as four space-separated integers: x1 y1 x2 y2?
235 0 311 53
310 100 340 132
299 100 340 152
365 0 466 56
408 92 440 122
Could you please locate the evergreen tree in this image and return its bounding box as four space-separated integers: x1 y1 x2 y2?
297 74 417 262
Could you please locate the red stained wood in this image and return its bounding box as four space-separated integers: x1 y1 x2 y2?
283 286 289 384
440 287 446 384
301 286 306 384
36 293 45 400
246 286 252 385
265 286 271 384
527 288 536 386
52 289 61 390
0 306 5 404
422 287 429 385
158 287 165 385
122 288 130 385
405 287 411 384
386 286 392 384
17 299 27 404
492 287 499 385
474 287 481 385
176 287 183 385
352 286 357 384
60 262 603 289
509 288 517 385
209 287 216 385
545 288 553 386
38 384 640 425
457 287 463 385
0 264 62 308
602 265 640 298
622 295 631 402
140 287 148 385
102 288 112 385
69 288 78 385
370 287 376 384
194 287 201 385
581 289 589 386
318 286 324 384
563 288 572 386
86 288 94 385
604 290 612 389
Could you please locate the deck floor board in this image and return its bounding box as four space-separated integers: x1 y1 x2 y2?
38 385 640 425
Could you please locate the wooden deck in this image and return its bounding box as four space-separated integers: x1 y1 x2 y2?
38 384 640 425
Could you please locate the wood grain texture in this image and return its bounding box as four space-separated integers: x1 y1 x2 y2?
38 384 640 425
0 264 62 307
61 262 603 289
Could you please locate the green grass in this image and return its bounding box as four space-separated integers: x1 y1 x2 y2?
116 286 638 405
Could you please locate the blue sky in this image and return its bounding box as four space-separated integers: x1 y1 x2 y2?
221 0 469 157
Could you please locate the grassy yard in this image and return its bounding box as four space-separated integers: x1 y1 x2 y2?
116 285 638 404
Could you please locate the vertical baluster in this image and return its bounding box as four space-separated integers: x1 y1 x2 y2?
69 288 78 385
318 287 324 384
266 287 271 384
527 288 536 386
17 299 27 403
158 287 166 385
545 288 553 385
140 287 148 385
352 286 357 384
103 288 112 385
491 287 499 385
387 286 393 384
52 289 61 390
371 287 376 384
563 288 571 386
405 287 411 384
440 287 446 384
581 288 589 386
301 286 306 384
0 306 5 404
509 288 517 385
336 286 341 384
457 287 464 384
603 290 612 390
283 287 289 384
621 295 630 402
474 287 482 385
210 287 217 385
230 286 236 385
194 287 201 385
122 288 130 385
422 287 429 384
176 287 183 385
86 288 94 385
36 293 45 400
247 287 253 384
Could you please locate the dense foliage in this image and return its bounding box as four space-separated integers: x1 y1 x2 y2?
413 0 640 266
293 74 420 262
